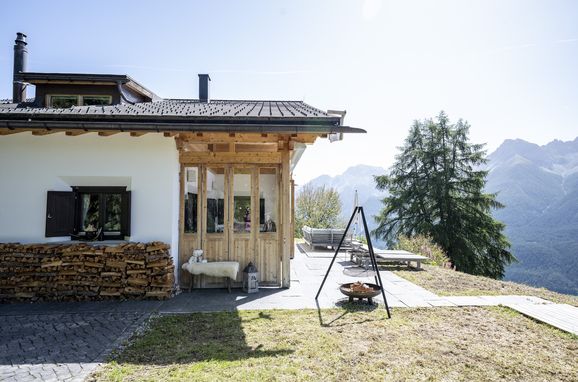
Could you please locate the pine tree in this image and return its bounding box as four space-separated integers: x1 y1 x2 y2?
374 111 515 278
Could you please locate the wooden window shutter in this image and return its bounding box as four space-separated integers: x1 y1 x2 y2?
121 191 131 237
45 191 75 237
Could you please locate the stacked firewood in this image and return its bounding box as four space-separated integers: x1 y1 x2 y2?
0 242 174 302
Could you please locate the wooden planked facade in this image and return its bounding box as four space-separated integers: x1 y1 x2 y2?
176 132 318 289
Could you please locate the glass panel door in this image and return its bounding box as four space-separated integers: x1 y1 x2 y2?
231 167 254 282
203 166 229 288
257 167 280 285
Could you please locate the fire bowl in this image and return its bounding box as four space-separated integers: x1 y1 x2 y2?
339 282 381 300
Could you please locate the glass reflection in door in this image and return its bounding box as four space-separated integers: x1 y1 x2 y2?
259 168 278 232
206 167 225 233
184 166 199 233
233 169 252 234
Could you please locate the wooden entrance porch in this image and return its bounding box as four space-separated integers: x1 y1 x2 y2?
176 132 317 289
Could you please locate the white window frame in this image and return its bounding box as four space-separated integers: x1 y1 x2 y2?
47 94 113 108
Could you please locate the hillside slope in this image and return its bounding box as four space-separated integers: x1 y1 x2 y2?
486 137 578 295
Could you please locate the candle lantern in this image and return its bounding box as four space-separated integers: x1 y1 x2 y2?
242 262 259 293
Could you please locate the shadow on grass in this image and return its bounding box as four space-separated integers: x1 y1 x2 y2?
315 299 386 328
113 310 293 365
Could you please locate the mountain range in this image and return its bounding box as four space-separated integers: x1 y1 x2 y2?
485 137 578 295
301 137 578 295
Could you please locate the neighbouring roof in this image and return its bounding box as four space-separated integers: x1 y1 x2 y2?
0 99 364 134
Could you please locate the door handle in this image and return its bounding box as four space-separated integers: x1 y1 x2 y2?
47 214 53 219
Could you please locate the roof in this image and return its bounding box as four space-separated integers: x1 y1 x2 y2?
0 99 365 134
14 72 158 101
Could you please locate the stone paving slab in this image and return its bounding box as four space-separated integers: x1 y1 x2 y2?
0 310 151 382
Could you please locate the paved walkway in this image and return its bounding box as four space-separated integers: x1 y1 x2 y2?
166 245 546 311
0 303 159 382
1 245 576 381
503 303 578 335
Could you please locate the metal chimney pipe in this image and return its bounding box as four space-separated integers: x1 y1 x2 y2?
13 32 28 103
198 74 211 103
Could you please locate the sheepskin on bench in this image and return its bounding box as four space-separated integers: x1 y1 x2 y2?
181 261 240 280
182 261 240 292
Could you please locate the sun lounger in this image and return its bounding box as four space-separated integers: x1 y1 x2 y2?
350 245 428 269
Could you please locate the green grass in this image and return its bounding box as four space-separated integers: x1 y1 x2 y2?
394 265 578 306
90 307 577 382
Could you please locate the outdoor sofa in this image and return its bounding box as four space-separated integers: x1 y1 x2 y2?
302 226 352 250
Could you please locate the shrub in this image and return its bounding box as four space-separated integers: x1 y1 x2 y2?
395 234 451 267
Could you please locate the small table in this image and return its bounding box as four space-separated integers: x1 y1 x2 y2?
182 261 240 293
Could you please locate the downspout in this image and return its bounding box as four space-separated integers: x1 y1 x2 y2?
290 142 307 172
327 109 346 142
117 82 136 105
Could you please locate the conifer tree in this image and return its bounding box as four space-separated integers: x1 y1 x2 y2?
374 112 515 278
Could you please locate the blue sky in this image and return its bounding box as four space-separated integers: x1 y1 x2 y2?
1 0 577 184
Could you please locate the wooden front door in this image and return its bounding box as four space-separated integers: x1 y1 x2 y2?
180 164 281 288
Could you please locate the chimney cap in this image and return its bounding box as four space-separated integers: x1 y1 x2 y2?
198 73 211 81
15 32 27 45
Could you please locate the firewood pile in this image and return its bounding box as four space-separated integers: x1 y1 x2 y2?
0 242 175 302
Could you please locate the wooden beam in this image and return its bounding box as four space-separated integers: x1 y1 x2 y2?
0 129 25 135
97 131 119 137
281 149 291 288
32 130 60 136
130 131 148 137
179 132 282 143
164 132 178 137
180 151 282 164
65 130 89 136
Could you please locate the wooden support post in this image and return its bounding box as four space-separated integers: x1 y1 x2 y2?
281 148 291 288
290 178 295 260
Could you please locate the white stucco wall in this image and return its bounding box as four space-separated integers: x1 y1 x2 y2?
0 132 180 267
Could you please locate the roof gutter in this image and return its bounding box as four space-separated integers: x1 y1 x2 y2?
0 119 366 134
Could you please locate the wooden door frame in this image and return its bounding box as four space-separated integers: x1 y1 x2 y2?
179 162 284 288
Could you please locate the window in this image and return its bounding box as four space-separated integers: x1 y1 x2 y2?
50 95 79 108
46 187 131 240
233 169 252 233
48 95 112 108
184 166 199 234
206 167 225 234
259 168 278 232
82 96 112 106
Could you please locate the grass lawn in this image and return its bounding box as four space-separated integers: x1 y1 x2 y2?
91 306 577 382
395 265 578 306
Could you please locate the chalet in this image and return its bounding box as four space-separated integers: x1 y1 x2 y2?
0 33 363 293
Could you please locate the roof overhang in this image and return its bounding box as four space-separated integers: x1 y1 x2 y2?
0 119 365 135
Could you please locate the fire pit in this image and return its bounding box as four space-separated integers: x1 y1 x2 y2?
339 282 381 304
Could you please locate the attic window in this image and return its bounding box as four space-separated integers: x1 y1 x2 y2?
48 95 112 108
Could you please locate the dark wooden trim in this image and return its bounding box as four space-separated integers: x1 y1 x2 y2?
72 186 127 193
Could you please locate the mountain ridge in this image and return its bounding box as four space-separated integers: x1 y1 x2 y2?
299 136 578 295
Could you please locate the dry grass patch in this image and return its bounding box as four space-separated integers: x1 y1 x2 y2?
395 265 578 306
91 307 577 382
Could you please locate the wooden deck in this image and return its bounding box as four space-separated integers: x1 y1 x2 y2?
504 303 578 335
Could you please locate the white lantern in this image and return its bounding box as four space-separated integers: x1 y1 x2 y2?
242 262 259 293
